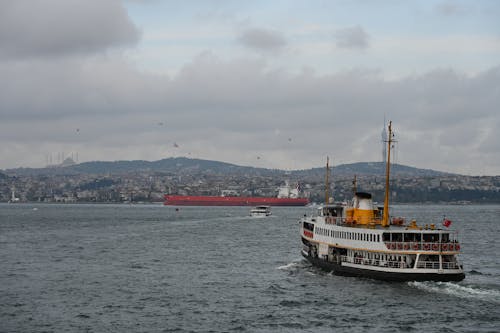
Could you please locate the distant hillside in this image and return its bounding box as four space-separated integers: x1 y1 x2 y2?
4 157 452 178
4 157 279 177
294 161 452 178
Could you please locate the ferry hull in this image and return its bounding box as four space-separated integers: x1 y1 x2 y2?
164 195 308 206
302 253 465 282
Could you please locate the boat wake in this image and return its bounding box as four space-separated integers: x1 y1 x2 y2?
277 261 303 271
408 281 500 303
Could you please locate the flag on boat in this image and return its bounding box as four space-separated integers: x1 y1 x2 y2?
442 218 452 227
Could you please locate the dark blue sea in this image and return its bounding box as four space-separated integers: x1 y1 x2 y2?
1 203 499 332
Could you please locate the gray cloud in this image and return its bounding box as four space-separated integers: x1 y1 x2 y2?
435 2 467 16
1 48 499 174
237 28 287 52
334 25 370 50
0 0 140 59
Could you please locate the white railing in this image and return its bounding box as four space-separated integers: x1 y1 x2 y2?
416 261 440 269
442 262 461 270
384 242 461 252
341 255 411 269
340 255 460 270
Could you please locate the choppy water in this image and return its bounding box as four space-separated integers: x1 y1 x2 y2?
1 203 499 332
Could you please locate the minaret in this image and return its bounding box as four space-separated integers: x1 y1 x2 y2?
381 116 387 163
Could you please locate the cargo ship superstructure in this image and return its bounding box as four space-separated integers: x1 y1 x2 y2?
299 122 465 281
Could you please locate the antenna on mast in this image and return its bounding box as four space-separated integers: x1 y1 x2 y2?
382 121 396 227
325 156 330 204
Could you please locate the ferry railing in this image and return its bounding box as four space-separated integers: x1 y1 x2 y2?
416 261 440 269
442 261 461 270
324 216 343 225
341 255 409 269
340 255 459 270
384 241 461 252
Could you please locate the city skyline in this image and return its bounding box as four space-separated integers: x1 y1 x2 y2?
1 1 499 175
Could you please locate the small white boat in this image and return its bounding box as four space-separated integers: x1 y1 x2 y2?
250 206 272 217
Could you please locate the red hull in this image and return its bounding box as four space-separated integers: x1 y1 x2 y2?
163 195 308 206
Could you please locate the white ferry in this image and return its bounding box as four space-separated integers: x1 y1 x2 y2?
250 205 272 217
299 122 465 282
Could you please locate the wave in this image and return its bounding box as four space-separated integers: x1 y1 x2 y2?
408 281 500 303
277 262 301 270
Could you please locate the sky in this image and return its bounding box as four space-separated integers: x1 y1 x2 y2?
1 0 499 175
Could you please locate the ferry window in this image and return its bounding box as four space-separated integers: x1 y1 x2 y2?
403 233 414 242
393 233 402 242
328 208 338 216
370 234 372 242
377 235 380 242
423 234 437 242
303 222 314 232
382 233 390 242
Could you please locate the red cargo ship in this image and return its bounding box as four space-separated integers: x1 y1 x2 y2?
164 182 309 206
163 195 308 206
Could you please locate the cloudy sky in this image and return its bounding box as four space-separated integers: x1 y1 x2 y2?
1 0 499 175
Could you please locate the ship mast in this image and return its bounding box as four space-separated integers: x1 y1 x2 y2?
325 156 330 204
382 121 393 227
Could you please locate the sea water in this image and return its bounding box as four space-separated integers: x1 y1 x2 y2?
1 203 499 332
